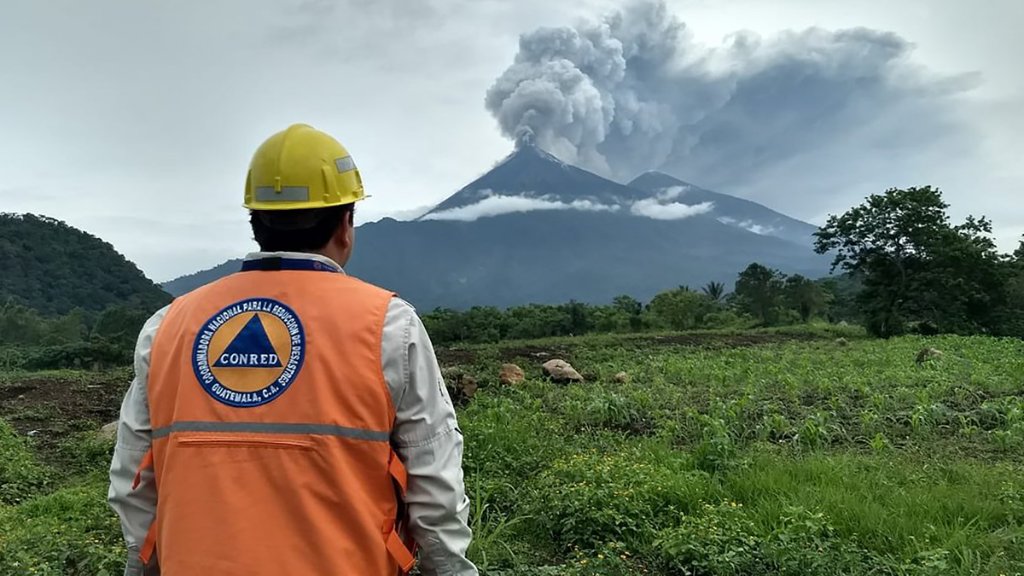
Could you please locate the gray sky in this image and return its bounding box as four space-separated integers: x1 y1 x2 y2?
2 0 1021 282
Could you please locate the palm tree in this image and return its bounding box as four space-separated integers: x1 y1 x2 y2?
702 281 726 302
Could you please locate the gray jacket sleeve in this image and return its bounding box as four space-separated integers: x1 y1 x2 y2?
107 305 169 576
382 297 478 575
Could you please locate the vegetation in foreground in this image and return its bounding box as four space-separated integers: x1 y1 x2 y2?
1 327 1022 575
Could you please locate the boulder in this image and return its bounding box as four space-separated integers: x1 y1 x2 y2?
542 359 584 383
835 337 849 347
614 372 630 384
99 420 118 441
916 347 943 365
445 372 478 404
499 363 525 386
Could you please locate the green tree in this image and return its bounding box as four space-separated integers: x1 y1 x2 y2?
814 186 1008 337
561 300 592 335
612 295 644 331
590 305 630 333
460 306 505 342
42 308 87 345
784 275 828 323
733 263 787 326
91 305 153 349
993 237 1024 336
646 288 716 331
816 273 863 324
421 308 468 343
0 300 46 346
701 281 726 303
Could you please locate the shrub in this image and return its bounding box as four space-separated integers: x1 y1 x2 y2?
655 501 765 575
0 478 125 576
0 420 51 505
55 431 116 478
561 389 656 436
655 502 871 576
524 447 712 552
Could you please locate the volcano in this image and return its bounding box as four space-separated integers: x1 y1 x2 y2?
163 143 831 310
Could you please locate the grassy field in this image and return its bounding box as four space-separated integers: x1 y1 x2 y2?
1 326 1023 575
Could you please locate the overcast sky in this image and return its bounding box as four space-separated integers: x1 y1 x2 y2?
2 0 1021 282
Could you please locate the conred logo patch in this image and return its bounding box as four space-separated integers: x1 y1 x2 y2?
192 298 305 408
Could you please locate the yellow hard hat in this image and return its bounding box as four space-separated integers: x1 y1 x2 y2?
244 123 366 211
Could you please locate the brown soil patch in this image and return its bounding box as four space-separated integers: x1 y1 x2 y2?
435 348 478 367
0 373 127 454
499 344 575 362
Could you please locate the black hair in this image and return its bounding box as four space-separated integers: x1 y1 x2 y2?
249 204 354 253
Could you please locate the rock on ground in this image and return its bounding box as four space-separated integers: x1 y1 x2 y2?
614 372 630 383
499 364 525 385
916 348 943 365
542 359 584 383
443 369 478 404
99 420 118 441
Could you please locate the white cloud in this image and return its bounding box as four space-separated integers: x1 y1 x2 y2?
740 222 777 235
631 199 714 220
420 191 619 221
656 185 691 201
718 216 778 235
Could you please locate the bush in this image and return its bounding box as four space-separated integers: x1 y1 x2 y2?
655 501 765 575
461 393 567 512
0 420 51 505
0 477 125 576
1 340 131 371
655 502 871 576
701 310 751 330
55 431 116 478
524 447 712 552
561 389 656 436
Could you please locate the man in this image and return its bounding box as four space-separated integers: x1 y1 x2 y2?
108 123 478 575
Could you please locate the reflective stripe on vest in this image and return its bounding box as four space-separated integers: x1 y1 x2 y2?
138 258 416 575
152 420 391 442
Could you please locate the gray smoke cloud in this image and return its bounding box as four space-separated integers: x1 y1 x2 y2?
486 0 980 213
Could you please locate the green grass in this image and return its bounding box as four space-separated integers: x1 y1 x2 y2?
0 474 124 576
0 420 52 506
1 328 1022 575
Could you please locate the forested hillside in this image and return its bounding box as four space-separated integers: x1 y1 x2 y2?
0 213 171 316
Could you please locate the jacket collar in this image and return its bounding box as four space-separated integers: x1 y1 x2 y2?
243 251 346 274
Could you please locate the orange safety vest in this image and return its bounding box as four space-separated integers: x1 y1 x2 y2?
131 257 417 575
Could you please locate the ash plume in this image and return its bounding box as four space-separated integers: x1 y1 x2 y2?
485 0 979 212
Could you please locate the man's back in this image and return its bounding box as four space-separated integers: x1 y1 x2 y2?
147 260 405 574
109 252 478 575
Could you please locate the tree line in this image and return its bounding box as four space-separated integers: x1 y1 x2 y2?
2 185 1020 360
420 265 852 345
423 185 1024 344
0 300 148 369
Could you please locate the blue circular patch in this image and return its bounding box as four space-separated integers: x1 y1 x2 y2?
191 298 305 408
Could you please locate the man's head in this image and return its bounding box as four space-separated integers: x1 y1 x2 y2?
243 124 367 267
250 203 356 266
